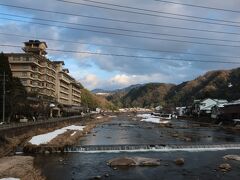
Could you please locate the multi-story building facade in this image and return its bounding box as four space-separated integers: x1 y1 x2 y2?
6 40 82 107
54 61 82 106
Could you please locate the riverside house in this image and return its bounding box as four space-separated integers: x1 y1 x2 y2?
220 100 240 122
192 98 228 117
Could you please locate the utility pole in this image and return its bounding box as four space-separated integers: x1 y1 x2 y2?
2 71 5 123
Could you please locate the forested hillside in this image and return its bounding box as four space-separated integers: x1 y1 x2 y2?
106 68 240 108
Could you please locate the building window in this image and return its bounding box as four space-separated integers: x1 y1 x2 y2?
22 66 28 69
21 80 27 85
13 57 19 61
22 72 27 76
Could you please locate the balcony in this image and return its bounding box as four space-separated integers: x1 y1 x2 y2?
60 83 70 90
60 96 69 101
72 98 81 103
60 90 69 96
72 93 81 99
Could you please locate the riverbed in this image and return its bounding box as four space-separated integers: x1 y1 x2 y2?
35 114 240 180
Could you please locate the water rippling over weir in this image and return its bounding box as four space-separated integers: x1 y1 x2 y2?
64 143 240 153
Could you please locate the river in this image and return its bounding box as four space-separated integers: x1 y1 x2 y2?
35 114 240 180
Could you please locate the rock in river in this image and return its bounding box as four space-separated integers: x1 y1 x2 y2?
219 163 231 172
223 155 240 161
107 157 160 167
175 158 185 166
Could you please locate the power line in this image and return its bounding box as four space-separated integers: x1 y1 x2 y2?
0 3 239 36
1 44 240 64
75 0 240 24
1 17 240 48
1 32 240 59
1 12 240 43
56 0 240 28
155 0 240 14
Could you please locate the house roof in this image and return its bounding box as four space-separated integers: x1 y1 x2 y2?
199 98 227 104
201 104 216 110
225 99 240 106
200 98 227 110
213 99 228 104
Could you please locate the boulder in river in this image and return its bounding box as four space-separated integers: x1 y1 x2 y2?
183 137 192 142
223 155 240 161
175 158 185 166
172 133 179 138
93 175 101 179
219 163 231 172
107 157 160 167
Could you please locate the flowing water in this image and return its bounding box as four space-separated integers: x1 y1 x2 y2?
35 114 240 180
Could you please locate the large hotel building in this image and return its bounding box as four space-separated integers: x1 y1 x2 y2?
6 40 82 108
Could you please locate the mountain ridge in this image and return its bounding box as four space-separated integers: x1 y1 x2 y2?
106 67 240 108
92 84 144 94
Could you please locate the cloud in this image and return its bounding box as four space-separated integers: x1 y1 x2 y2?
80 74 101 90
110 74 133 85
0 0 240 90
80 73 173 90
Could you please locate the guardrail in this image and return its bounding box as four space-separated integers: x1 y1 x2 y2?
0 115 88 131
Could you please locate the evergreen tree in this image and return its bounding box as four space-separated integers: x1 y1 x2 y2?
0 53 13 121
0 53 27 122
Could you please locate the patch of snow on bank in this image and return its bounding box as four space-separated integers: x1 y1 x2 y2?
137 114 168 124
29 125 85 145
141 117 160 123
137 114 154 119
160 120 170 124
0 178 20 180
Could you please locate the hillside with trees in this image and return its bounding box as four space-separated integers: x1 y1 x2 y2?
106 68 240 108
166 68 240 106
81 89 116 111
107 83 174 108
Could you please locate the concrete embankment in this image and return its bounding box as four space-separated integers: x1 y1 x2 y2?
177 116 220 129
178 116 240 130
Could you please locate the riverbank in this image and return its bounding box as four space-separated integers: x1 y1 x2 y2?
0 116 85 158
0 156 44 180
0 114 114 157
178 115 240 130
0 114 115 180
23 114 113 153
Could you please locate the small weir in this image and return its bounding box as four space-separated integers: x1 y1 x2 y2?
64 143 240 153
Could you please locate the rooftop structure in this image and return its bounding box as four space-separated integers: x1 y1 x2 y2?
22 40 48 56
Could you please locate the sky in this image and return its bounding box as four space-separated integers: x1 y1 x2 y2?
0 0 240 90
